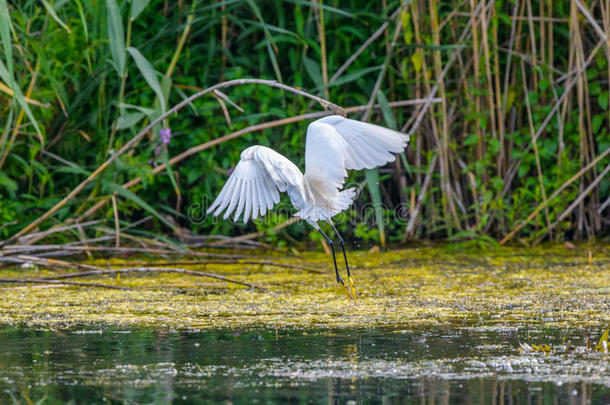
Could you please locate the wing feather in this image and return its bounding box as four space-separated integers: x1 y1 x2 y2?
304 116 409 195
210 174 235 216
244 180 253 222
250 179 260 221
222 178 242 220
209 177 230 213
251 178 260 220
255 177 268 218
267 174 280 205
208 145 305 223
249 179 258 221
233 177 248 221
256 178 267 217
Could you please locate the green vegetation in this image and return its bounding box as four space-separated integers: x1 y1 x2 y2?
0 1 608 246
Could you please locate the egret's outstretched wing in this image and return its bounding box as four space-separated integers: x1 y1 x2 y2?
304 115 410 194
207 145 305 223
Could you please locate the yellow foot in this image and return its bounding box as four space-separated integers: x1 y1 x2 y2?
348 276 356 299
339 281 351 300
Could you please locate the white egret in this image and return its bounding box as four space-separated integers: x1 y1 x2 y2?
208 115 410 299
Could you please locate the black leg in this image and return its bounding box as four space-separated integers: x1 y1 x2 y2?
329 220 356 298
317 227 343 285
328 220 351 278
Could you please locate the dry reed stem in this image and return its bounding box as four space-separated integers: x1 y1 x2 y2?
111 196 120 248
500 146 610 245
573 0 609 42
520 60 553 241
533 162 610 245
361 11 403 122
404 153 439 238
329 1 409 83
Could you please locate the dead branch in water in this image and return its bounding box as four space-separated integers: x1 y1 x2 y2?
1 245 252 259
37 267 269 291
0 278 132 290
100 259 323 274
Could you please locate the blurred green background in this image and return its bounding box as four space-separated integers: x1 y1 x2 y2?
0 0 608 247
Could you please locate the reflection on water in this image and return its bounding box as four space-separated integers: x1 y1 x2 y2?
0 326 608 404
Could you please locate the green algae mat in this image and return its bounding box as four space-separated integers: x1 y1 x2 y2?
0 245 608 330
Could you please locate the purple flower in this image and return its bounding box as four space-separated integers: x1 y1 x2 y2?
160 127 172 145
155 145 162 156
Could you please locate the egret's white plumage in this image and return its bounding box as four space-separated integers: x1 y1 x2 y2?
208 115 410 224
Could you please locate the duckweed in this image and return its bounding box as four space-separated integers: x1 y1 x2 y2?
0 245 608 330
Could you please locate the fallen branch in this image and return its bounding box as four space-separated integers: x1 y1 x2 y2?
99 259 323 274
16 220 105 244
0 278 132 290
0 254 102 271
1 245 251 259
37 267 269 291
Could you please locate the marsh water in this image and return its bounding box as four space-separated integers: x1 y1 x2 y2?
1 326 608 404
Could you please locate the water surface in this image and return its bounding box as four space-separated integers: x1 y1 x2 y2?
1 326 608 404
